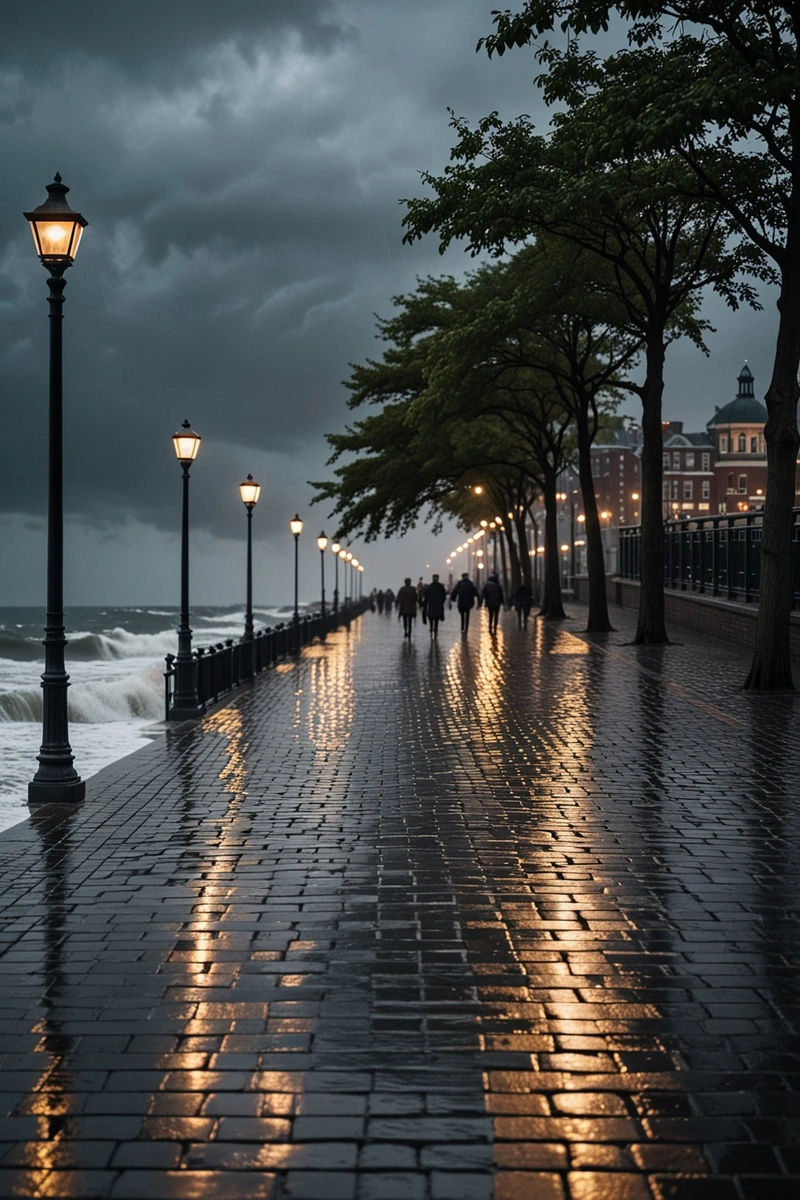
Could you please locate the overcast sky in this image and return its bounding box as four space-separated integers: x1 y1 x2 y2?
0 0 778 607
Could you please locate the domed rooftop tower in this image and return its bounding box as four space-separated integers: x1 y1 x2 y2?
707 363 768 428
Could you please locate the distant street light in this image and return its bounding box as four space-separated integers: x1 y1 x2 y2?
25 174 88 802
239 475 261 641
171 421 202 719
289 515 303 628
317 532 328 618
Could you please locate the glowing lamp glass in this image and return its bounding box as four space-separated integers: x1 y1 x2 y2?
239 475 261 507
289 515 304 537
173 421 201 464
317 533 328 552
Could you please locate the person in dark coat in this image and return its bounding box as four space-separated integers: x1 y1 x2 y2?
514 583 533 629
424 574 447 638
482 574 504 635
396 578 418 638
450 572 479 633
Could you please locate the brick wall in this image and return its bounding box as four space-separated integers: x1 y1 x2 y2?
587 576 800 660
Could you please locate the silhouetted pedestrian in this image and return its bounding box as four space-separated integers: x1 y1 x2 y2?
425 574 447 638
451 573 479 633
514 583 533 629
482 574 504 635
377 589 385 614
396 578 418 638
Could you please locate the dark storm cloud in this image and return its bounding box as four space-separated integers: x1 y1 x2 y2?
0 0 772 588
0 1 346 83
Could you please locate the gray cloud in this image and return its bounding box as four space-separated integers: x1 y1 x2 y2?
0 0 779 604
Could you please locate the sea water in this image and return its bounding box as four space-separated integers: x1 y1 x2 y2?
0 604 295 834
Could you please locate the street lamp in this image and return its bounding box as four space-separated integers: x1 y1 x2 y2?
171 421 202 719
289 515 303 628
331 541 341 613
345 550 353 604
338 548 347 605
25 174 88 803
317 532 328 618
239 474 261 641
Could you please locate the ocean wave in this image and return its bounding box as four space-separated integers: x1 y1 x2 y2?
0 666 163 724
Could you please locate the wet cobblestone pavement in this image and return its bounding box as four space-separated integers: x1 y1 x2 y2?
0 604 798 1199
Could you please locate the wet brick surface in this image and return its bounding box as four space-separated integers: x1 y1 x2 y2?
0 603 798 1198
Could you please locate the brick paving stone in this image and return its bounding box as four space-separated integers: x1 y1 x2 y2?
0 603 799 1198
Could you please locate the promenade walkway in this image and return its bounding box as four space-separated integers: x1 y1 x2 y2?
0 604 798 1200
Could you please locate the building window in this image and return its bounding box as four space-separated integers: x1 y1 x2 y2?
702 480 710 500
759 436 765 454
672 452 681 470
683 481 693 501
750 436 758 453
662 452 670 468
727 472 735 493
686 452 695 468
702 452 710 470
720 435 728 453
738 474 747 493
671 480 679 500
662 481 670 501
738 433 747 452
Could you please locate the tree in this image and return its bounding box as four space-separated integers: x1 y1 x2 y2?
477 2 794 684
404 110 761 643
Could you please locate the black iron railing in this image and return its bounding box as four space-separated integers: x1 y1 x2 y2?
164 601 369 721
618 509 800 608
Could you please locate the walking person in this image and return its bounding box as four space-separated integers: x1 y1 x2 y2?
425 573 447 638
450 572 479 633
514 582 533 629
482 573 504 635
396 578 418 639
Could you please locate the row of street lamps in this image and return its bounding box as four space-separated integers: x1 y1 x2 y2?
21 174 365 802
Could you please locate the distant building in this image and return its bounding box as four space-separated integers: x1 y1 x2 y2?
661 423 715 518
706 363 768 514
590 424 642 527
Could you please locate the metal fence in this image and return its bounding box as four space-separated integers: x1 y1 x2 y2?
618 509 800 608
164 602 369 721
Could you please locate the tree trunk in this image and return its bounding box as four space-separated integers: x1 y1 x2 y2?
576 405 613 632
506 525 522 595
634 337 669 644
514 512 532 589
542 475 567 619
744 262 800 689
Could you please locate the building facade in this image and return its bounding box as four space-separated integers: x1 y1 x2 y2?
706 364 768 513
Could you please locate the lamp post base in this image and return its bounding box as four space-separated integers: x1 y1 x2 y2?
170 701 204 721
28 777 86 805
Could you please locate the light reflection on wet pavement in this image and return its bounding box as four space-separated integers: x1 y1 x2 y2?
0 605 798 1199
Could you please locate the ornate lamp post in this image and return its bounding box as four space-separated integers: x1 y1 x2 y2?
338 549 348 604
358 562 365 600
170 421 202 719
345 550 353 604
351 558 360 603
316 533 328 618
239 475 261 640
331 541 341 614
290 515 303 627
25 175 88 804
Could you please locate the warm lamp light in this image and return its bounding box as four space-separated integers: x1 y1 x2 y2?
173 420 201 464
331 541 341 554
289 514 304 537
24 174 87 266
317 533 328 552
239 474 261 507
